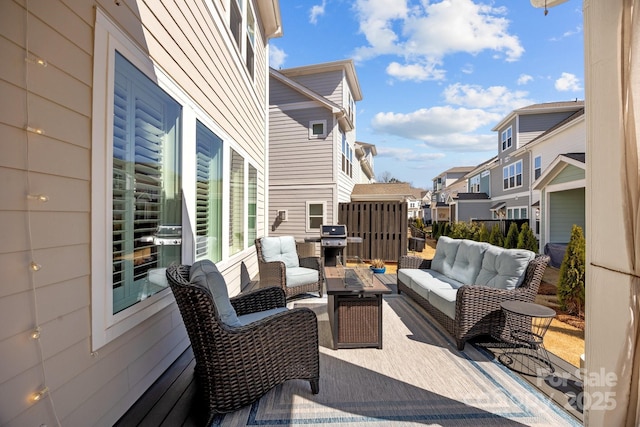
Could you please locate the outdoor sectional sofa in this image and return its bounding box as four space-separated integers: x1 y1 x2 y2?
397 236 550 350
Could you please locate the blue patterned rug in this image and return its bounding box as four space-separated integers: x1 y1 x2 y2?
211 295 581 426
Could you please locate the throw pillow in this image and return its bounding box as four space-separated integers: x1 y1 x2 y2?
189 260 242 327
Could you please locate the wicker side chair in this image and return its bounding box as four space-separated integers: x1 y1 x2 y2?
255 236 324 299
166 262 320 420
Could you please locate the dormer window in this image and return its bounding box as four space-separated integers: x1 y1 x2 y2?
501 126 513 151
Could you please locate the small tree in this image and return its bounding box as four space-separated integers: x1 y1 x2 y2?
488 224 504 247
517 222 539 253
504 222 519 249
477 223 490 242
557 225 586 317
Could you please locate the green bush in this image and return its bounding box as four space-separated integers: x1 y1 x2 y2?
477 223 490 242
415 217 424 230
488 224 504 247
557 225 586 317
504 222 519 249
517 222 539 253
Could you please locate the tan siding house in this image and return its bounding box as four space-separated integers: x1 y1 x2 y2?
0 1 280 425
268 60 364 240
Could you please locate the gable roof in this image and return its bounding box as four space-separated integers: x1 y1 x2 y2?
532 152 586 190
455 193 490 200
277 59 362 101
492 100 584 131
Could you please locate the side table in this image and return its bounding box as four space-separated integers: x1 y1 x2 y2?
498 300 556 376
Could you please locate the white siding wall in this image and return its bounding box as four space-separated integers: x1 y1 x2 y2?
0 0 270 425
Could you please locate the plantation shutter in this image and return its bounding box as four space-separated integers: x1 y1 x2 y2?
195 121 223 261
112 52 181 313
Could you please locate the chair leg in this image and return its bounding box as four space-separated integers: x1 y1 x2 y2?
456 339 465 351
310 378 320 394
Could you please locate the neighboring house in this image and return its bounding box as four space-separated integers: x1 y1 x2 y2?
431 167 474 222
453 156 498 222
420 190 433 224
268 60 363 238
351 183 426 219
355 141 377 184
1 1 281 426
488 101 584 224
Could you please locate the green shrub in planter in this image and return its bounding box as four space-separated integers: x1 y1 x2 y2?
557 225 586 317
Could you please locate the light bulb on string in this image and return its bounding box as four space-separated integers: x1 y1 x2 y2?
30 261 41 271
27 194 49 202
31 386 49 403
30 327 41 340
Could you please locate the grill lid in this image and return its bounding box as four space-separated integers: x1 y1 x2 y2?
320 224 347 238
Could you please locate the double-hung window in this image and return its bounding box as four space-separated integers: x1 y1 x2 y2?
306 201 326 232
501 127 512 151
534 156 542 180
341 133 353 177
469 175 480 193
228 0 255 79
503 160 523 190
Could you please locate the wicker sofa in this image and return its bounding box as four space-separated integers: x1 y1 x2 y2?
397 236 550 350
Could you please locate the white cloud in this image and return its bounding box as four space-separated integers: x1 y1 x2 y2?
461 63 474 74
310 1 327 24
371 106 500 151
386 61 446 82
269 45 287 69
555 72 582 91
376 146 445 162
517 74 533 85
353 0 523 80
442 83 533 112
550 25 583 41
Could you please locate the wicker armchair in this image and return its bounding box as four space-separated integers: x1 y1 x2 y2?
255 236 324 299
397 253 550 350
166 263 320 419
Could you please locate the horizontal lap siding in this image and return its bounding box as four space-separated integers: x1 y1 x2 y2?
269 187 335 238
0 0 269 425
286 70 343 105
549 188 586 243
269 109 334 184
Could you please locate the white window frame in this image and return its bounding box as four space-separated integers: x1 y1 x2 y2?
502 160 523 190
91 10 258 350
469 175 480 193
506 206 528 220
309 120 327 139
306 201 326 232
534 155 542 180
501 126 513 151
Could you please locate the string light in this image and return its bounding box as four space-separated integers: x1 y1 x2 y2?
25 53 47 67
30 261 42 272
25 126 45 135
27 194 49 202
30 327 41 340
31 387 49 403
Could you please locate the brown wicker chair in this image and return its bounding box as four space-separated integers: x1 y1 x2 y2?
255 236 323 299
166 263 320 420
397 253 550 350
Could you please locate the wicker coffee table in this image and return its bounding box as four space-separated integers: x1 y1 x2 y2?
325 266 391 349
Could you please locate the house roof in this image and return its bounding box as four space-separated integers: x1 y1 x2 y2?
270 67 355 131
432 166 475 181
256 1 283 39
533 152 586 190
277 59 363 101
490 202 506 211
351 183 415 201
492 100 584 131
455 193 490 200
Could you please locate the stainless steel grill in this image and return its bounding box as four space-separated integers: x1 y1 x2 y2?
320 224 347 266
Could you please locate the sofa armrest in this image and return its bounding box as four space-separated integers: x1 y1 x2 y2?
231 286 286 315
398 255 432 270
299 256 322 271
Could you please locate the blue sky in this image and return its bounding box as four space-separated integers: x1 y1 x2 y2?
269 0 584 189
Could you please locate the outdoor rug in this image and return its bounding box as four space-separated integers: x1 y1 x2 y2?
210 294 581 426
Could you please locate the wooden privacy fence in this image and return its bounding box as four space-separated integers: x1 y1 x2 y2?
338 202 407 263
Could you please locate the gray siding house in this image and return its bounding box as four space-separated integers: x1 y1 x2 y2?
268 60 364 239
488 101 584 223
0 1 280 425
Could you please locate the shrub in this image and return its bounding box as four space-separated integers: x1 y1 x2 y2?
415 217 424 230
557 225 586 317
504 222 519 249
477 223 490 242
517 222 539 253
442 222 451 237
449 221 472 239
488 224 504 247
